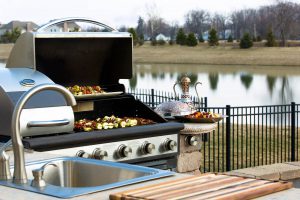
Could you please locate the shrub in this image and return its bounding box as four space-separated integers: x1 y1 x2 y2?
138 34 144 46
198 34 204 43
127 28 138 46
0 27 21 43
227 35 233 42
158 39 166 45
186 33 198 47
265 30 276 47
208 28 219 46
176 28 187 45
169 40 174 45
151 38 157 46
239 32 253 49
256 36 262 42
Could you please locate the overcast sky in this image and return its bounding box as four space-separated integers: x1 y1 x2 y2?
0 0 292 28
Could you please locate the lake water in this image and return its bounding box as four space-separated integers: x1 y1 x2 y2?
1 61 300 107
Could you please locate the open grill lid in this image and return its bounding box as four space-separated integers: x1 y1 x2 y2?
6 18 133 88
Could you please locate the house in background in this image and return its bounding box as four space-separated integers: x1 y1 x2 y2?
156 33 170 41
0 21 38 35
43 21 81 32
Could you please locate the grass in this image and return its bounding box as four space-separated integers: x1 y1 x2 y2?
0 44 13 60
133 42 300 66
2 42 300 66
201 124 300 173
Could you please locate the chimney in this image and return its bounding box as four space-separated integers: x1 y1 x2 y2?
63 22 68 32
26 22 31 32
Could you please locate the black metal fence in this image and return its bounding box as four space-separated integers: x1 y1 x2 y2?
128 88 207 109
203 103 300 173
128 89 300 173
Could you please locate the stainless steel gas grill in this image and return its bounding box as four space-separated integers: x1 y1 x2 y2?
0 18 183 170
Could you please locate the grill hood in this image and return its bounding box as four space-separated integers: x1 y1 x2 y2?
6 31 133 89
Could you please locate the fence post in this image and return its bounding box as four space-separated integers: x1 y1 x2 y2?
151 89 155 109
204 97 208 111
291 102 296 161
226 105 231 171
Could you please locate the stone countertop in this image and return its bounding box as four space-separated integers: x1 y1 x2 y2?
180 122 218 135
2 150 300 200
0 150 190 200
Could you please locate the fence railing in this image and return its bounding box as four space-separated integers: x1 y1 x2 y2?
203 103 300 173
128 88 207 109
128 89 300 173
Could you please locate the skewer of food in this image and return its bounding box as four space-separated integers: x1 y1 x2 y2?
74 115 156 132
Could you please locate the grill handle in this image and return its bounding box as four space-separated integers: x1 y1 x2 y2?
36 17 117 32
27 119 70 127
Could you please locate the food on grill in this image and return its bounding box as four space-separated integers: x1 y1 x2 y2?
185 111 221 119
66 85 105 96
74 115 156 132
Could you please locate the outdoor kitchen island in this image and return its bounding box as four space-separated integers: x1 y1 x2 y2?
0 150 190 200
1 150 300 200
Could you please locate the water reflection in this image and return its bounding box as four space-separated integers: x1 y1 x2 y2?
1 61 300 107
208 73 219 90
240 74 253 90
280 77 293 105
121 64 300 106
129 73 137 89
266 76 276 95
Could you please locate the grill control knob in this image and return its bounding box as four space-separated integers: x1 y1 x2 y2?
185 136 198 146
76 150 90 158
163 139 177 151
92 148 108 160
116 145 132 158
141 142 156 154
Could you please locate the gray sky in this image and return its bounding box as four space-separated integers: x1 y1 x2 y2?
0 0 286 27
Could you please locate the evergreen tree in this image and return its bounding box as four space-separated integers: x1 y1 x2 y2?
127 28 138 46
176 28 187 45
136 16 145 38
256 36 262 42
208 28 219 46
0 27 21 43
239 32 253 49
227 35 233 42
265 30 276 47
198 33 204 43
186 33 198 46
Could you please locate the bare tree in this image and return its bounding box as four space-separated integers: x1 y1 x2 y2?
211 14 227 39
273 0 298 46
144 3 170 38
184 10 210 35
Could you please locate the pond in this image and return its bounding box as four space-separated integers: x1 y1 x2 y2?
119 64 300 107
1 61 300 107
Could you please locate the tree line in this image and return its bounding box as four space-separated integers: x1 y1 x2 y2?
124 0 300 47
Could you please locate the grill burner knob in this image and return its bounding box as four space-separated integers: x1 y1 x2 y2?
141 142 156 154
116 145 132 158
76 150 90 158
185 136 198 146
92 148 108 160
163 139 177 151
